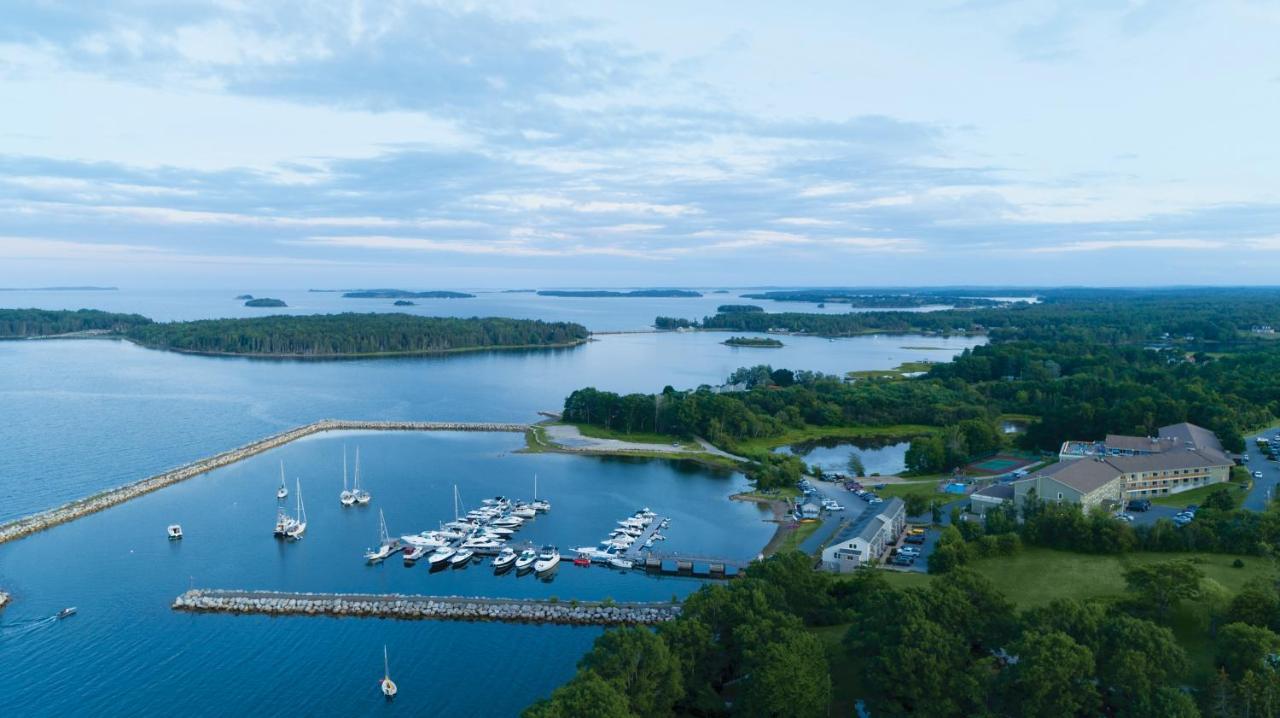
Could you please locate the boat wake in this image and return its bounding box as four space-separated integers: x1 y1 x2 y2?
0 614 58 640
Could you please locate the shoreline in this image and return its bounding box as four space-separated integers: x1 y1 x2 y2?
125 336 590 360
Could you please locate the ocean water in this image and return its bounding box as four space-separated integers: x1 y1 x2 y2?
0 290 984 715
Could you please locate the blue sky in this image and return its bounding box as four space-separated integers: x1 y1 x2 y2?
0 0 1277 288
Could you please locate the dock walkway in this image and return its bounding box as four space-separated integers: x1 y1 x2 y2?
173 589 678 625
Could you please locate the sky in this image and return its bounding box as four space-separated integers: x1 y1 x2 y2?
0 0 1278 288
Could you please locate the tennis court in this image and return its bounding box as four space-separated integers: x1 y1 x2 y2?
965 452 1038 475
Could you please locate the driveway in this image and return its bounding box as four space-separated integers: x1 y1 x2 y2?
798 479 872 554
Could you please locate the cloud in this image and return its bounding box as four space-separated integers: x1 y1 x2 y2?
1027 238 1226 253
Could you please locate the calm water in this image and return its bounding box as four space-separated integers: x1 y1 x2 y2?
776 438 911 476
0 290 984 715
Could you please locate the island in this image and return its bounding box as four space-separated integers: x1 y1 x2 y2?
717 304 764 313
244 298 288 307
234 294 254 300
740 290 1006 308
723 336 783 348
0 308 151 338
342 289 475 299
537 289 702 298
393 300 416 306
124 313 589 358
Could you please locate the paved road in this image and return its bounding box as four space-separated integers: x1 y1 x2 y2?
1242 426 1280 511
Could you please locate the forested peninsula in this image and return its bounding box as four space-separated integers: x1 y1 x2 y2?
342 289 475 299
1 308 588 358
538 289 701 298
740 289 1007 307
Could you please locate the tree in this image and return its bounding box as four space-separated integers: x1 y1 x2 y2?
1121 560 1204 622
523 670 638 718
1216 622 1280 680
1202 486 1238 511
577 627 682 718
734 630 832 717
905 435 946 474
1001 630 1100 718
1227 578 1280 630
904 493 929 517
847 453 866 477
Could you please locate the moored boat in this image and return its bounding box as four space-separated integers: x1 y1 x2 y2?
285 479 307 540
533 545 560 573
450 548 475 566
276 460 289 500
514 546 538 571
380 645 398 699
492 546 517 570
427 546 456 566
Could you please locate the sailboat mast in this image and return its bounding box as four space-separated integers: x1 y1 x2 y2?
354 447 361 491
384 645 390 677
343 447 348 492
534 473 538 500
296 479 305 522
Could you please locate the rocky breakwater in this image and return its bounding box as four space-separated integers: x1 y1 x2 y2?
172 589 680 626
0 591 9 610
0 419 530 545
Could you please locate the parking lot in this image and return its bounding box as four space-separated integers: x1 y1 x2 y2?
797 476 941 571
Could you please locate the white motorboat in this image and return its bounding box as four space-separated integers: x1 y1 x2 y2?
427 546 456 566
402 544 428 563
533 545 560 573
285 479 307 540
273 507 297 537
340 448 355 507
352 447 371 505
492 516 523 529
515 546 538 571
450 548 475 566
492 546 517 570
380 645 398 699
511 505 536 519
276 460 288 500
609 557 634 570
485 526 514 536
401 533 447 550
167 524 183 540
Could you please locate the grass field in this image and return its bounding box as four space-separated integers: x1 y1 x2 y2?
875 480 944 504
568 422 699 448
733 424 936 455
1149 477 1251 508
770 520 823 555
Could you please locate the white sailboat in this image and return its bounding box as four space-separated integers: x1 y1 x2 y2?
353 447 371 505
286 479 307 540
276 461 288 500
380 645 398 699
530 473 550 513
364 509 399 562
340 447 355 507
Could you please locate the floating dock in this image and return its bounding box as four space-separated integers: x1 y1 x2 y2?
173 589 679 626
0 420 530 546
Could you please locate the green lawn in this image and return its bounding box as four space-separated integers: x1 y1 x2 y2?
733 424 936 454
876 480 944 503
771 520 823 555
1149 477 1250 508
845 361 935 380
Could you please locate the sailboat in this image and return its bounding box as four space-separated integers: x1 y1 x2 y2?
353 447 371 505
530 474 550 513
364 509 399 563
286 479 307 540
380 645 398 699
340 448 355 507
276 461 288 500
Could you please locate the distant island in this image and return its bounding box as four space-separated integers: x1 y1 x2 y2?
538 289 702 298
711 289 730 294
500 289 538 294
717 304 764 313
125 313 589 358
0 308 151 338
393 300 416 306
245 298 288 307
342 289 475 299
740 290 1004 308
723 336 783 348
235 294 254 300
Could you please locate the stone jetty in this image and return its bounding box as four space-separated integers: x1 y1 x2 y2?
172 589 679 626
0 419 529 546
0 591 9 611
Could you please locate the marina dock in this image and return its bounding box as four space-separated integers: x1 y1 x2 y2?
173 589 679 626
0 419 529 546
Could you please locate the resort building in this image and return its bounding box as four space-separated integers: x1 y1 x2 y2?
820 497 906 573
1010 459 1126 512
969 482 1015 516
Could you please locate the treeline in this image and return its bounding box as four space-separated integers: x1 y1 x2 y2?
0 308 151 337
715 304 762 313
539 289 701 298
126 313 589 357
525 551 1230 717
739 290 1005 307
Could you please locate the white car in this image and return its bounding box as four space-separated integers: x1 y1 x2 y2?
1254 471 1264 479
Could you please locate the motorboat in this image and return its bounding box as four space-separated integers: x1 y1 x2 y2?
511 505 536 519
401 533 447 550
514 546 538 571
285 479 307 540
352 447 371 505
492 546 518 570
492 516 523 529
609 557 634 570
167 524 183 540
427 546 456 566
274 509 297 537
276 460 288 500
450 548 475 566
573 554 591 567
530 499 551 513
340 448 355 507
57 607 77 619
533 545 560 573
380 645 398 699
462 537 504 551
402 545 428 564
485 526 514 536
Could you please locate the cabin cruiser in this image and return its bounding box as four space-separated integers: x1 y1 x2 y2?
167 524 184 540
609 557 634 570
402 545 428 564
533 545 561 573
491 516 523 529
274 508 298 537
485 526 514 536
427 546 456 566
401 533 448 550
514 546 538 571
450 548 475 566
511 505 537 519
462 537 504 551
57 607 77 619
492 546 518 571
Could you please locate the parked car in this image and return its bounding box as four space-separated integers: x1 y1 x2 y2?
1254 471 1264 479
868 497 884 505
898 546 921 557
904 534 926 545
1126 499 1152 512
1115 513 1135 522
908 527 926 536
890 555 915 566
